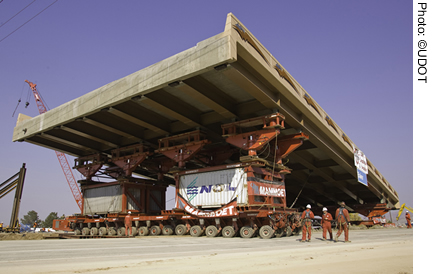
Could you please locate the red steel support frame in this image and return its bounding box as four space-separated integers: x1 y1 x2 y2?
111 144 152 177
155 130 210 168
74 154 107 181
222 113 285 156
275 133 309 165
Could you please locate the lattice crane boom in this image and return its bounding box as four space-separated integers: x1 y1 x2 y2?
25 80 83 212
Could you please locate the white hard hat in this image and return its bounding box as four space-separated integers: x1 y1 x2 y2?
322 207 327 211
128 211 131 214
306 204 311 209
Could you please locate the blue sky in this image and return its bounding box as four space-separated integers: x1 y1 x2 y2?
0 1 413 225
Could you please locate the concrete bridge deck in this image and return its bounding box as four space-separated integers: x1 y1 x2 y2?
12 13 399 211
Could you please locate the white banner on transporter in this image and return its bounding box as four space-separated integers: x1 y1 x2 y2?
176 195 239 218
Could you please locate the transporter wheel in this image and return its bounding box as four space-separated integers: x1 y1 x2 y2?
131 227 138 236
74 229 81 235
117 227 126 236
239 226 254 238
149 225 161 236
292 227 301 236
81 227 90 236
138 226 149 236
285 226 292 237
175 224 187 235
222 226 235 238
259 225 274 239
162 225 174 235
190 225 203 237
274 228 285 238
205 225 219 237
99 227 107 236
108 227 117 236
90 227 99 236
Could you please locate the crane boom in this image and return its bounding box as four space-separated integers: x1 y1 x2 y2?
25 80 83 212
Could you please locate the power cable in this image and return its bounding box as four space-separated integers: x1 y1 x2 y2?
0 0 58 44
0 0 37 29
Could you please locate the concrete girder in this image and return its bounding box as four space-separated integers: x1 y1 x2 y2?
108 107 169 136
290 152 363 204
180 77 237 119
81 117 141 144
60 125 119 149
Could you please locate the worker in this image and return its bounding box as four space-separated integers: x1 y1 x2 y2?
33 221 38 232
301 204 314 242
335 201 351 242
405 211 412 228
124 211 133 237
321 207 333 241
0 222 3 232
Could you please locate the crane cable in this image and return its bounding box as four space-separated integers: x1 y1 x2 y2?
12 82 26 117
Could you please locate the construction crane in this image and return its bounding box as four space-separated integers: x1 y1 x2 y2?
25 80 83 211
396 203 413 221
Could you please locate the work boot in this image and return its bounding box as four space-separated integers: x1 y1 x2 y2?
345 240 351 243
301 240 306 243
307 239 311 242
321 238 325 241
334 236 338 242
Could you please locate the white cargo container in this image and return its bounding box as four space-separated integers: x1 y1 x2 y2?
82 184 142 215
178 168 247 208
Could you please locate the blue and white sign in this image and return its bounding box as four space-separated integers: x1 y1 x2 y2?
353 148 368 174
357 168 367 186
354 147 368 186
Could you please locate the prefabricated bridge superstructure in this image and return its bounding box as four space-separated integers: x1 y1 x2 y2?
12 14 399 238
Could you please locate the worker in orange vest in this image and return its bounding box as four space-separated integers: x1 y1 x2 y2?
405 211 412 228
321 207 333 241
124 211 133 237
301 204 314 242
335 201 350 242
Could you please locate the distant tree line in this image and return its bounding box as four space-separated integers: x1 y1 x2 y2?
20 210 65 228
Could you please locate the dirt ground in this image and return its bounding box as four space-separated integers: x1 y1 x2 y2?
0 232 59 240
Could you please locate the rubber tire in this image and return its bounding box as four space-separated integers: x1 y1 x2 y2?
74 229 81 235
239 226 254 238
108 227 117 236
138 226 149 236
175 224 187 235
205 225 219 237
222 226 235 238
190 225 203 237
274 228 285 238
117 227 126 236
259 225 274 239
149 225 161 236
81 227 90 236
162 225 174 235
131 227 137 236
285 226 293 237
99 227 107 236
90 227 99 236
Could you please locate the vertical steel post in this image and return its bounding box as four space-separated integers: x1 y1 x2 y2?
9 163 26 228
